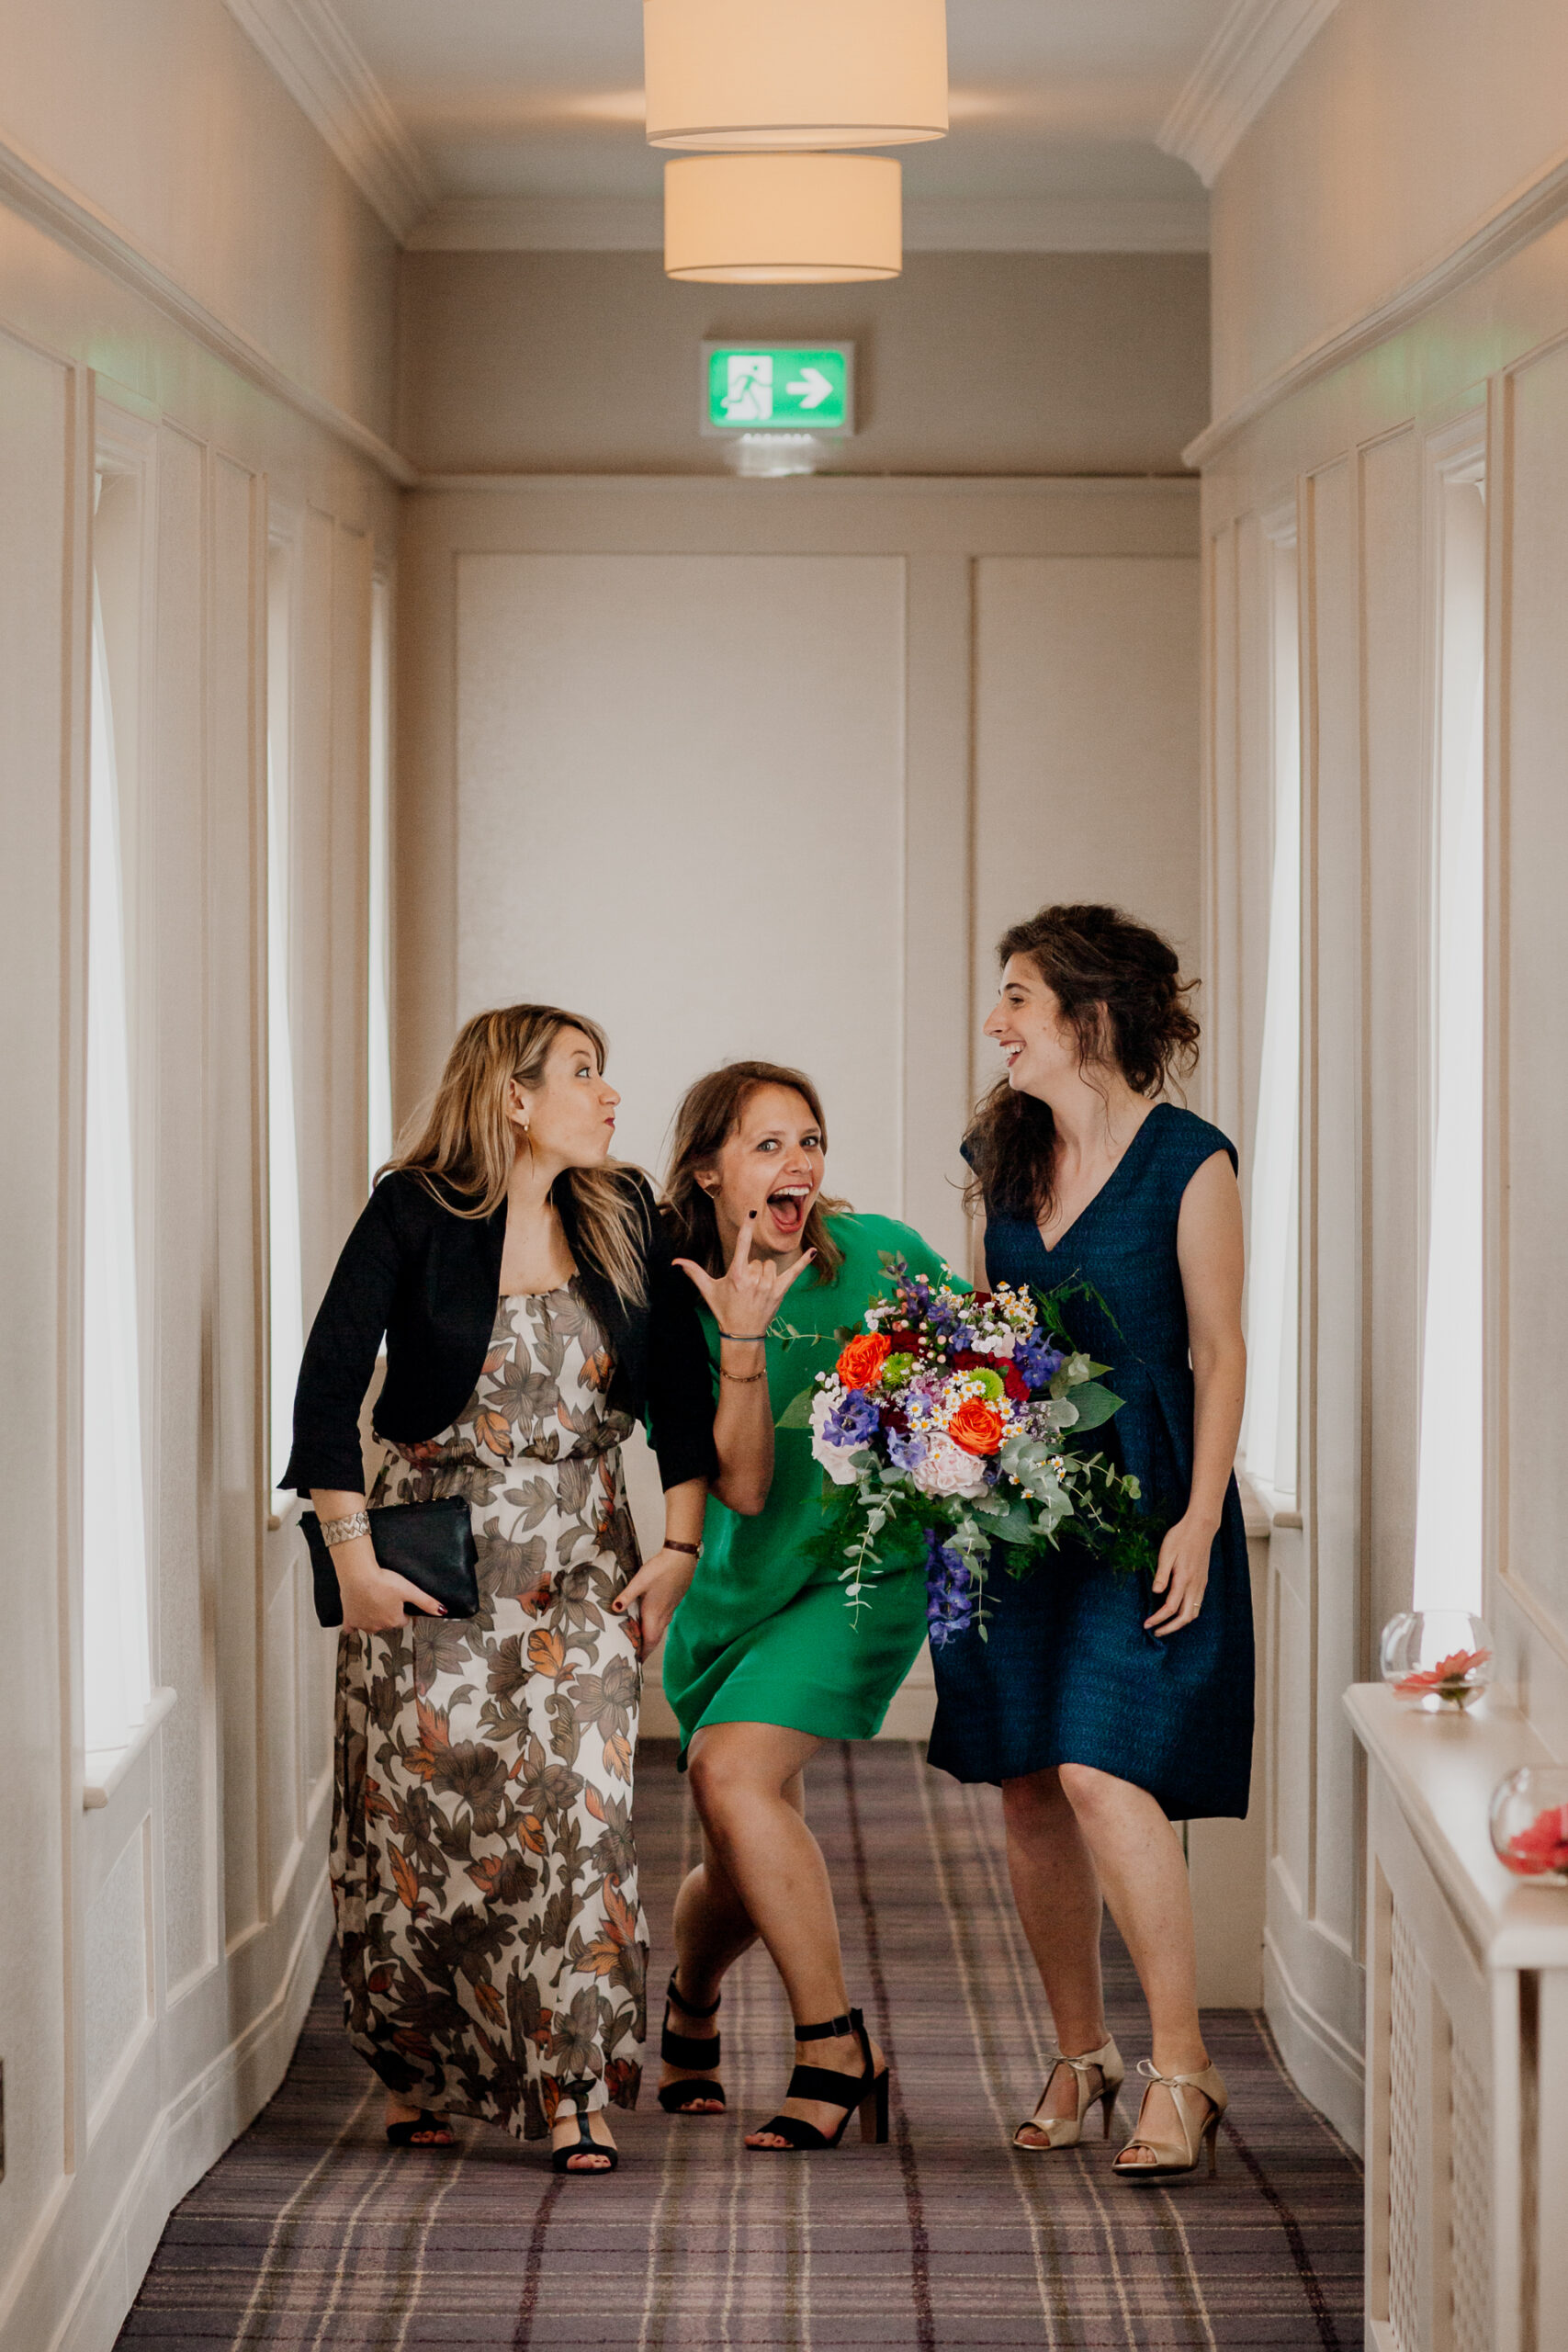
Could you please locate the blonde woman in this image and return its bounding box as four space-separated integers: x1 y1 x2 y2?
285 1007 715 2175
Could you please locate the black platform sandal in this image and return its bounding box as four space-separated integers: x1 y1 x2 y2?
551 2107 619 2175
747 2007 891 2153
385 2109 453 2149
657 1973 727 2114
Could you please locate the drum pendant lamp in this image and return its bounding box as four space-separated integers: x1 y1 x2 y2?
644 0 948 151
663 153 902 285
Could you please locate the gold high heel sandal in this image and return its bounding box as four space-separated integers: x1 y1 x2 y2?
1012 2035 1124 2151
1112 2058 1228 2180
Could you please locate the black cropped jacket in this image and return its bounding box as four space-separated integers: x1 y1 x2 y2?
282 1168 717 1498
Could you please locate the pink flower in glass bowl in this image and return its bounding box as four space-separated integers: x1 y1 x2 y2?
1489 1766 1568 1887
1505 1805 1568 1878
1391 1647 1492 1704
1380 1611 1494 1710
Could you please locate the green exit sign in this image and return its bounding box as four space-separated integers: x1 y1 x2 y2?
701 343 855 437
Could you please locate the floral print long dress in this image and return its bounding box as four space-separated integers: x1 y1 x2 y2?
331 1283 647 2140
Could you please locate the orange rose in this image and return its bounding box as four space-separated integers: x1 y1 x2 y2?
946 1396 1006 1456
837 1331 893 1391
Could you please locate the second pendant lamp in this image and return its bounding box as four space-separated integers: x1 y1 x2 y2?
664 153 901 284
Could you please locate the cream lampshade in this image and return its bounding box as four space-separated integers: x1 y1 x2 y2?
644 0 947 151
663 153 902 284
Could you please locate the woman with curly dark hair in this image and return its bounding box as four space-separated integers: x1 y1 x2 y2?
929 904 1251 2184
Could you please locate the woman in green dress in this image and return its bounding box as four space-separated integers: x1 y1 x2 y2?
616 1060 949 2152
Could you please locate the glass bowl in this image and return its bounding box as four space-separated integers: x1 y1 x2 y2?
1379 1611 1493 1711
1489 1767 1568 1886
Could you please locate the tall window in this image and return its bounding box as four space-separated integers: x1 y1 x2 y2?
1413 468 1486 1611
367 575 393 1184
267 539 305 1502
1241 522 1302 1508
84 468 152 1754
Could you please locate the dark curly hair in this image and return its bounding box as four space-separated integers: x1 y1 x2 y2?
964 904 1200 1223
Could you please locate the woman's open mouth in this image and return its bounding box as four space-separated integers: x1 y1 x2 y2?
765 1185 811 1238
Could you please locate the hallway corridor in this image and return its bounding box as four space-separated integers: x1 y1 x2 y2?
119 1744 1359 2350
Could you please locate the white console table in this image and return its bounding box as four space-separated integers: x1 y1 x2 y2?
1345 1684 1568 2352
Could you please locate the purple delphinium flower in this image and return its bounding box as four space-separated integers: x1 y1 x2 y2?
887 1427 929 1474
924 1532 976 1646
825 1389 881 1449
1016 1335 1066 1391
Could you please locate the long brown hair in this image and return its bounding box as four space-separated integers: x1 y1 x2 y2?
384 1004 648 1306
964 904 1200 1224
662 1060 851 1283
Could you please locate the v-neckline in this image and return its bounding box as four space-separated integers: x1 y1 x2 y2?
1033 1102 1168 1259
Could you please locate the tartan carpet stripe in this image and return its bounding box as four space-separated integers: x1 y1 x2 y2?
118 1741 1361 2350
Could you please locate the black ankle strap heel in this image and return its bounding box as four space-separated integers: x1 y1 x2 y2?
749 2007 891 2153
657 1973 727 2114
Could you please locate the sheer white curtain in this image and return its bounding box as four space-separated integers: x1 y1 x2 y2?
1413 477 1486 1612
267 545 305 1499
1240 531 1302 1505
367 574 393 1184
84 558 152 1753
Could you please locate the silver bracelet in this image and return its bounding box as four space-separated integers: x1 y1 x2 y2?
321 1510 371 1547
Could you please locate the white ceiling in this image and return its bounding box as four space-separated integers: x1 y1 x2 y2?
225 0 1342 246
327 0 1224 207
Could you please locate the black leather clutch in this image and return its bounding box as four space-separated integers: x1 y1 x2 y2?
301 1496 481 1629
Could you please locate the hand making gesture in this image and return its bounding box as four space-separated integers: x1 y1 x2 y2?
674 1207 817 1340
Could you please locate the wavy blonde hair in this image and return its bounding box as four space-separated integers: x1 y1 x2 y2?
384 1005 648 1306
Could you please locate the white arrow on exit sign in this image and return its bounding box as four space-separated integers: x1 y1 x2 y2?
785 367 834 410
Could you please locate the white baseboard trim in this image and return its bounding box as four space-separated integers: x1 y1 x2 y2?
8 1871 334 2352
1262 1927 1366 2154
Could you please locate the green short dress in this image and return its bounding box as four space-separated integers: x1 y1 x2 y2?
662 1212 951 1754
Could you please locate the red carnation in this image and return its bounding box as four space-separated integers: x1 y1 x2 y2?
1001 1363 1029 1403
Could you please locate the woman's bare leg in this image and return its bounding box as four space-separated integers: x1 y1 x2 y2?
1001 1769 1111 2138
685 1721 885 2144
659 1816 771 2110
1054 1760 1212 2161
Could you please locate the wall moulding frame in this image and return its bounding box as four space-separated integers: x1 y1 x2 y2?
1186 141 1568 468
0 130 415 488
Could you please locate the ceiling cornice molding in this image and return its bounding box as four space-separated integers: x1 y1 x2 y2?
406 192 1210 256
223 0 436 241
1157 0 1343 187
0 126 416 483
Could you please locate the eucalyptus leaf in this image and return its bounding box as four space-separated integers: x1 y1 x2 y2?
775 1387 816 1430
1059 1380 1123 1432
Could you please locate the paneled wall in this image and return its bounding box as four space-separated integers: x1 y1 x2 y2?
1196 13 1568 2165
0 35 398 2350
398 479 1201 1264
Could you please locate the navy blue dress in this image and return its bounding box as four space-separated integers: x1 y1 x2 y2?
926 1103 1254 1821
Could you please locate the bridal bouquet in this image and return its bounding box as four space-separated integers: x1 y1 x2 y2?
782 1258 1154 1641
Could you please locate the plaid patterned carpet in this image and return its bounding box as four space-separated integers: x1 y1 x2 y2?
119 1741 1363 2349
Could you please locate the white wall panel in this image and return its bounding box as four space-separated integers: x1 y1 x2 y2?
1499 340 1568 1657
456 552 908 1216
83 1820 152 2128
1302 458 1363 1960
972 557 1201 1063
152 420 215 2000
1359 431 1425 1648
0 323 73 2312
